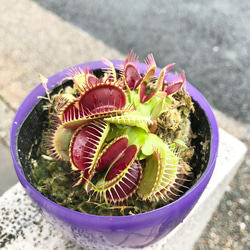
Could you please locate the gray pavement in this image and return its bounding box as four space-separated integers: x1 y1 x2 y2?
0 142 17 195
0 0 249 249
33 0 250 123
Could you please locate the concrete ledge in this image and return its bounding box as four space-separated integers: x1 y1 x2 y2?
157 128 247 250
0 128 247 249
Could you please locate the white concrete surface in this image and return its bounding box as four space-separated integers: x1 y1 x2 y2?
0 128 247 249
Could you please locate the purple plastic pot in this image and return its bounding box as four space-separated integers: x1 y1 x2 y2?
10 60 219 249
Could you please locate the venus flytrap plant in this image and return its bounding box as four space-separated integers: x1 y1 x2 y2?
44 52 194 211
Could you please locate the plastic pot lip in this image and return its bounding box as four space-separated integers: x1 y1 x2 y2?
10 60 219 223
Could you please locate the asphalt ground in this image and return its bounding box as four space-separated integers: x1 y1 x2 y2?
0 0 249 249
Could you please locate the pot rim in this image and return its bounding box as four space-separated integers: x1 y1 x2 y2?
10 60 219 223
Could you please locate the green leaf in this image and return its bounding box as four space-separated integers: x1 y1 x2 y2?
104 112 151 132
173 139 188 150
105 124 125 142
137 151 159 199
126 126 147 147
138 142 179 201
165 96 172 106
141 133 165 156
150 96 165 120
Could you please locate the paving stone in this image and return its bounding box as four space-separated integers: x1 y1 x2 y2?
0 0 125 111
0 142 18 196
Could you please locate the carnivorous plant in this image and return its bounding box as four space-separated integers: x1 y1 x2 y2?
44 52 194 208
